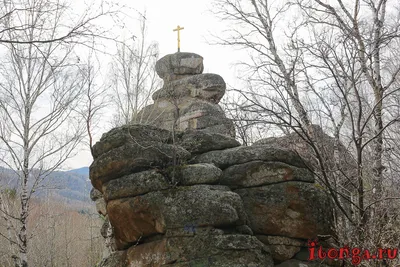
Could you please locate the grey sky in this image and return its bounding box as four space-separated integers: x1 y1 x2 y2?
64 0 245 169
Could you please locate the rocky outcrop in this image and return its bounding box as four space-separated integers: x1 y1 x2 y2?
254 124 357 237
92 52 335 267
136 52 235 137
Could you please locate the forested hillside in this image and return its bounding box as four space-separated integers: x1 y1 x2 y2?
0 167 91 203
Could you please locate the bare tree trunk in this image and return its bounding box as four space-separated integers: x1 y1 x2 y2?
212 0 400 253
0 1 117 265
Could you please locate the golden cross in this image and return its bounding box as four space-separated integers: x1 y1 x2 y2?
173 25 184 52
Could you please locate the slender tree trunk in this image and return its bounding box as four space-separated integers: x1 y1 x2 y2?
19 107 31 267
18 174 29 267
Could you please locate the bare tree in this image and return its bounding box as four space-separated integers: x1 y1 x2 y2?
0 0 116 46
212 0 400 259
0 1 117 266
110 12 161 126
220 90 269 146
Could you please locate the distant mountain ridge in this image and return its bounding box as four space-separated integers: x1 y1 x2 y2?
67 166 89 176
0 166 91 203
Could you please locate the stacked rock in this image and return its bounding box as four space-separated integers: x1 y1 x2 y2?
90 125 273 266
136 52 235 137
90 52 335 267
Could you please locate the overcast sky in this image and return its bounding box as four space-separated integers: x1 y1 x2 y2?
64 0 246 170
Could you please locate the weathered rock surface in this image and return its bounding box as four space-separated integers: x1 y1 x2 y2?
177 100 235 136
90 142 190 191
92 124 171 159
107 185 248 249
137 98 235 137
165 163 222 186
103 170 170 201
126 232 274 267
256 235 304 263
235 182 333 239
97 251 127 267
190 145 310 170
220 161 314 188
90 187 102 201
153 73 226 104
92 52 336 266
136 51 236 138
95 198 107 216
156 52 204 81
100 216 111 239
177 131 240 154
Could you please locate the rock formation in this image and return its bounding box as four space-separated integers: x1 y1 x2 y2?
136 52 235 137
90 52 335 267
254 124 357 235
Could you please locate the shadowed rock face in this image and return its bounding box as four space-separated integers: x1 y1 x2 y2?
235 182 333 239
93 52 335 267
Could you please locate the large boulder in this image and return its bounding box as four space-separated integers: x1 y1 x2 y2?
90 142 190 191
92 124 171 159
165 163 222 186
107 185 248 249
235 182 334 239
190 145 310 170
177 130 240 154
136 98 235 137
135 51 236 138
103 170 170 201
177 100 234 136
156 52 204 81
153 73 226 104
220 161 314 189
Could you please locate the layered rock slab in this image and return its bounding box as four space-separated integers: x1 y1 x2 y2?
107 185 248 249
127 232 274 267
156 52 204 81
177 130 240 154
152 73 226 104
235 182 333 239
137 98 235 137
90 142 190 191
92 124 172 159
220 161 314 189
190 145 310 169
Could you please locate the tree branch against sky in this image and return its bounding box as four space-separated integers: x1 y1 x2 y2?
0 0 121 266
212 0 400 258
0 0 119 45
110 12 161 126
